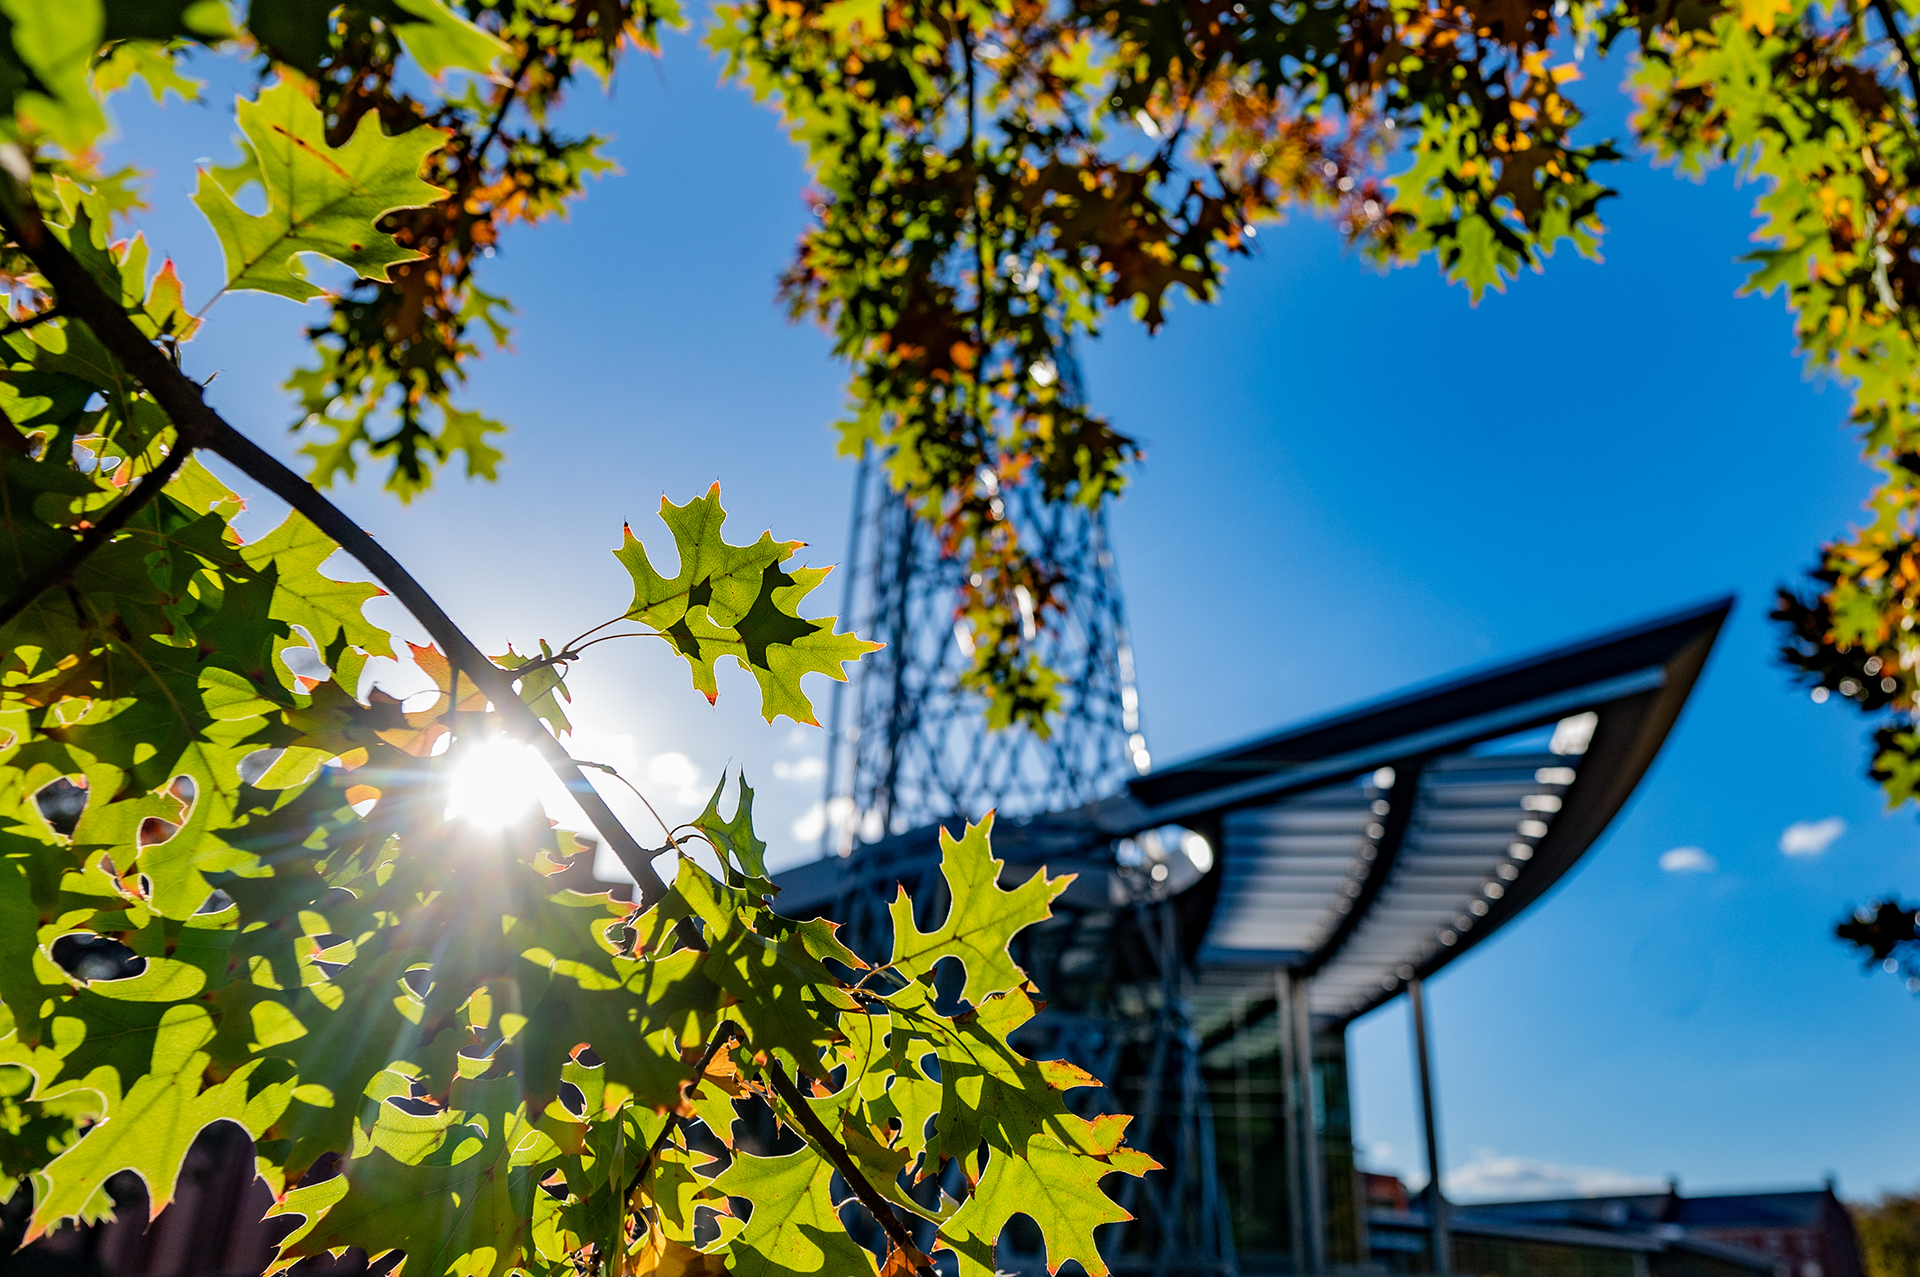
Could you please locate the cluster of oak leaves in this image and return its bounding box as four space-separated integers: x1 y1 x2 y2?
0 229 1151 1275
0 10 1153 1277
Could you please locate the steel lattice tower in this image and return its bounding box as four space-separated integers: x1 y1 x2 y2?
818 453 1146 852
810 441 1239 1277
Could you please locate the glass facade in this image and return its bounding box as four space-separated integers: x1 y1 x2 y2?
1204 1036 1294 1267
1195 1001 1366 1274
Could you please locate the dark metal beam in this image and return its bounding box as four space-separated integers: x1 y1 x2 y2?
1126 596 1733 813
1107 670 1664 830
1410 977 1451 1275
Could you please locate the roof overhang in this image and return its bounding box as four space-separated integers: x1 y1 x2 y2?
775 599 1730 1024
1133 597 1730 1019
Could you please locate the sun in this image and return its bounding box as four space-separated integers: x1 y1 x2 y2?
445 736 547 828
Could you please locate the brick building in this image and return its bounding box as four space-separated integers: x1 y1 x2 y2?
1362 1180 1869 1277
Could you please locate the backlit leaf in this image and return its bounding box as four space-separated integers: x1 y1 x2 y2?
192 80 451 301
886 814 1068 1006
614 486 881 724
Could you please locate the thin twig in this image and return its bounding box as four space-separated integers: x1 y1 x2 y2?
571 631 657 653
1876 0 1920 122
561 612 638 656
764 1057 936 1277
506 630 657 682
0 189 669 904
499 646 582 680
574 758 679 848
0 442 193 629
623 1020 744 1201
475 44 543 163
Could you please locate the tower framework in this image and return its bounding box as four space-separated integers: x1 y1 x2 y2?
818 452 1146 853
810 450 1237 1274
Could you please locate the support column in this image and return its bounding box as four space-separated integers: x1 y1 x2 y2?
1409 977 1450 1276
1278 973 1307 1276
1289 971 1327 1274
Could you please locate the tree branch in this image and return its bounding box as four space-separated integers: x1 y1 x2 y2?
475 43 543 163
0 195 670 904
1875 0 1920 120
962 18 991 455
764 1056 936 1277
0 441 192 629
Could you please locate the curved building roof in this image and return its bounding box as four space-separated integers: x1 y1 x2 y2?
776 599 1729 1023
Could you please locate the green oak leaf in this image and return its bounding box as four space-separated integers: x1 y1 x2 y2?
100 1 234 43
239 510 396 668
0 0 108 151
927 985 1136 1166
676 860 858 1064
712 1147 878 1277
273 1077 534 1277
839 1009 943 1165
493 642 572 738
937 1132 1150 1277
0 852 50 1047
387 0 512 78
917 990 1155 1277
887 814 1068 1006
613 486 881 724
643 1141 739 1247
834 1115 946 1223
192 79 450 301
693 770 769 880
245 0 504 77
27 1053 296 1240
242 0 342 74
437 404 507 481
615 484 792 633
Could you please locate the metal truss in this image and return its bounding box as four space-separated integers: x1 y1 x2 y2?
812 447 1237 1276
817 452 1144 852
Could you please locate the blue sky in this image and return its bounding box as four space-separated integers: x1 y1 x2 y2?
103 31 1920 1206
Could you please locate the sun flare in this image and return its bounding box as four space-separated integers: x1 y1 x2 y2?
445 737 546 828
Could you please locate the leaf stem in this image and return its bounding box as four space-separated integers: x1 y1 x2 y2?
0 187 669 904
0 440 193 630
513 630 659 681
562 612 637 655
571 631 658 652
764 1056 936 1277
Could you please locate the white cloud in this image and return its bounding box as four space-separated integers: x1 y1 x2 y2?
792 801 827 841
1659 846 1716 873
1444 1151 1664 1203
1780 816 1846 857
645 752 710 807
773 756 827 782
792 796 853 842
647 751 698 788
